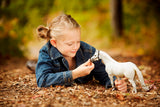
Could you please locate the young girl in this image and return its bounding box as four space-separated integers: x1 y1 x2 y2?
36 14 127 92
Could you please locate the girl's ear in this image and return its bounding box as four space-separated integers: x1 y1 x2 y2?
50 38 57 47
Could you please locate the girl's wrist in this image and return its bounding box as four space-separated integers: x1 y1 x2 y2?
72 69 80 80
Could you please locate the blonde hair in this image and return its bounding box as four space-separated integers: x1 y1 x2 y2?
37 14 80 40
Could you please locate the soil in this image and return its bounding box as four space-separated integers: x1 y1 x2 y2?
0 55 160 107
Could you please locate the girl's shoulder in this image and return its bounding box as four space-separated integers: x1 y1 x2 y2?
80 41 96 55
39 41 51 52
80 41 93 48
39 41 63 60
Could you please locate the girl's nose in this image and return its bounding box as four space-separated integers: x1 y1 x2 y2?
73 44 77 50
73 43 79 50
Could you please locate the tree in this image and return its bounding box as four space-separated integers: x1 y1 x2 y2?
110 0 123 37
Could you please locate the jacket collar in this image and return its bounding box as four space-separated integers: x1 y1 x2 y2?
75 43 86 66
76 48 85 62
47 41 63 60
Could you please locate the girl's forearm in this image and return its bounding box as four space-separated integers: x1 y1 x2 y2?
72 69 81 80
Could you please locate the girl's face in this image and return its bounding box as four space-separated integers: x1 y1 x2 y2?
52 28 81 58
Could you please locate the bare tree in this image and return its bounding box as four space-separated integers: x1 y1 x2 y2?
110 0 123 37
1 0 10 8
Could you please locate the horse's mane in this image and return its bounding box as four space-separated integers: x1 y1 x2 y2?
100 51 117 63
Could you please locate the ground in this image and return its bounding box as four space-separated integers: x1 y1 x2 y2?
0 54 160 107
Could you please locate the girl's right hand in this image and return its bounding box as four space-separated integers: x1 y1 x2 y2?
72 59 95 79
115 78 127 92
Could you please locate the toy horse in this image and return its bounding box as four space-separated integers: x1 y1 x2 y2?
90 50 149 93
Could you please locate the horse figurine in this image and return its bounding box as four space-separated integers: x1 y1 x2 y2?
90 50 149 93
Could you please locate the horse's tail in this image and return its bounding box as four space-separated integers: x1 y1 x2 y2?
133 63 149 91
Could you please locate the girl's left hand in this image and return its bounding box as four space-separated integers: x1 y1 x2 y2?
115 78 127 92
72 59 95 79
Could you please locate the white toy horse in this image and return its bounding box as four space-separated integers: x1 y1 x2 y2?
90 50 149 93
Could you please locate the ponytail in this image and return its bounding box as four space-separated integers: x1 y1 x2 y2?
37 25 51 40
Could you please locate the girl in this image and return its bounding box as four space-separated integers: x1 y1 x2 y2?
36 14 127 92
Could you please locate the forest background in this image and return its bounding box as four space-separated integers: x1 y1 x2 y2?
0 0 160 59
1 0 160 106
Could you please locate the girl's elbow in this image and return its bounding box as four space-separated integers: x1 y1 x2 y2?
36 80 43 87
36 79 51 87
36 77 46 87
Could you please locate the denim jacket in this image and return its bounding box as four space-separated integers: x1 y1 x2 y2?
36 41 113 88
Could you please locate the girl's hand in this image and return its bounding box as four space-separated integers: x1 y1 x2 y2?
115 78 127 92
72 59 95 79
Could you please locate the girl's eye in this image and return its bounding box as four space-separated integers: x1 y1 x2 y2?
67 43 72 46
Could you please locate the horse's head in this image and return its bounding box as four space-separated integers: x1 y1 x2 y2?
90 50 100 62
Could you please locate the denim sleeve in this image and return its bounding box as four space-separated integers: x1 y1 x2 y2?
36 50 73 87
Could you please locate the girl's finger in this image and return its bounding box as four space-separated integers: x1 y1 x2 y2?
117 85 127 92
122 78 128 81
84 59 91 65
115 79 124 86
117 83 127 89
117 83 127 92
86 59 94 66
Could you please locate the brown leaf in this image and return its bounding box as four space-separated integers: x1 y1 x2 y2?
37 90 45 95
116 94 125 101
32 95 41 99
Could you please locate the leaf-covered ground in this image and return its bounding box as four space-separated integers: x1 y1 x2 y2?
0 55 160 107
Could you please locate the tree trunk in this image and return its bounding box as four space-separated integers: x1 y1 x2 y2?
1 0 10 8
110 0 123 37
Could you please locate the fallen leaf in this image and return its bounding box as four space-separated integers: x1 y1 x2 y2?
32 95 41 99
37 90 45 95
116 94 125 101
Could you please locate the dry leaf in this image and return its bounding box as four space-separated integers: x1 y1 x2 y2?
116 94 125 101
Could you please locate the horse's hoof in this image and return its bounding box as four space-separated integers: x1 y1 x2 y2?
112 88 116 91
132 90 137 93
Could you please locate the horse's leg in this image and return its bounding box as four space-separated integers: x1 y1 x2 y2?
128 79 137 93
109 75 115 91
117 77 121 81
